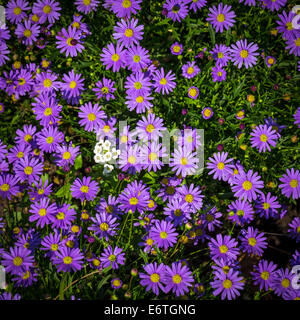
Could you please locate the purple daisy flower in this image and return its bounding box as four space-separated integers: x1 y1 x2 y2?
7 143 32 165
6 0 30 24
140 262 166 296
260 0 287 12
51 204 77 230
163 198 191 227
60 70 85 100
239 0 256 6
34 71 60 93
170 147 199 177
227 199 254 226
29 197 57 228
118 180 150 213
239 227 267 256
0 42 10 67
294 108 300 128
276 11 300 41
140 142 167 172
202 107 213 119
111 0 142 19
152 67 176 95
189 0 207 12
125 91 153 114
113 18 143 47
28 178 53 202
231 169 264 202
251 259 277 291
0 174 20 200
52 247 84 272
163 262 194 297
203 206 223 232
254 192 281 219
210 43 231 67
78 102 106 132
0 292 21 300
36 126 64 153
207 3 236 33
170 42 183 55
14 156 44 184
92 78 116 101
125 44 151 72
209 234 239 262
100 42 127 72
125 71 152 96
100 245 125 270
149 220 178 250
230 39 259 69
288 217 300 243
111 278 122 289
32 0 61 24
136 113 166 142
279 168 300 200
177 183 204 213
207 152 234 182
211 269 244 300
182 61 200 79
56 26 84 57
211 258 240 278
54 142 80 170
212 66 227 82
270 268 294 298
187 86 199 99
265 55 276 67
15 124 37 145
176 128 202 152
1 246 34 276
286 36 300 57
118 144 143 174
163 0 188 22
15 20 40 46
11 267 38 287
250 124 279 152
88 212 119 241
70 176 99 202
75 0 99 14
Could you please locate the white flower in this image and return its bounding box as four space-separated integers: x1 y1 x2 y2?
94 154 102 163
94 145 103 154
103 140 111 150
104 151 112 162
112 149 120 159
104 164 114 173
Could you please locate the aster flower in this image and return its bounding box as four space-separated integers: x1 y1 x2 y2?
111 278 123 290
207 3 236 33
75 0 99 13
163 262 194 297
157 177 183 203
170 147 199 177
210 44 231 67
211 258 240 278
118 144 142 174
36 126 64 153
286 36 300 57
176 128 202 151
140 142 167 172
88 212 119 241
29 197 57 228
125 91 153 114
279 168 300 200
7 143 32 165
231 169 264 202
276 11 300 41
203 206 223 232
15 20 40 46
11 267 39 287
118 180 150 213
135 113 166 142
126 44 151 72
186 86 199 99
207 152 234 182
70 176 99 202
202 107 213 119
1 246 34 276
54 142 80 169
250 124 279 152
51 204 77 230
211 269 244 300
152 67 176 95
111 0 142 19
163 0 189 22
56 26 85 57
100 42 127 72
34 71 60 93
125 71 152 96
270 268 294 298
113 18 143 47
78 102 106 132
140 262 166 296
230 39 259 69
170 42 183 55
251 260 278 291
53 247 84 272
182 61 200 79
0 292 21 300
15 125 37 145
227 199 254 226
14 68 34 99
163 198 191 227
260 0 287 12
6 0 30 24
149 220 178 250
212 66 227 82
14 156 43 184
254 192 281 219
60 70 85 101
92 78 116 101
288 217 300 243
0 42 10 67
189 0 207 12
294 108 300 128
28 178 53 202
239 227 267 256
239 0 256 5
0 174 20 200
177 183 204 213
100 245 125 270
265 55 276 67
209 234 239 262
96 117 117 140
32 0 61 24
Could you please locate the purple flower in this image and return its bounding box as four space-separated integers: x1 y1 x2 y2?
70 176 99 202
0 174 20 200
209 234 239 262
270 268 294 298
230 39 259 69
187 86 199 99
88 212 119 241
189 0 207 12
152 68 176 95
111 278 122 289
29 197 57 228
211 66 227 82
75 0 99 13
170 42 183 55
15 20 40 46
125 91 154 114
41 231 64 257
260 0 287 12
177 183 204 213
231 169 264 201
170 147 199 177
203 206 223 232
135 113 166 142
288 217 300 243
14 156 44 184
60 70 85 100
113 18 143 47
52 247 84 272
0 42 10 67
250 124 279 152
36 126 64 153
276 11 300 41
15 124 36 145
149 220 178 250
202 107 214 119
163 198 191 227
125 71 152 96
163 0 188 22
239 227 267 256
211 269 244 300
78 102 106 132
210 44 230 67
254 192 281 219
54 142 80 169
51 204 77 230
163 262 194 297
140 142 167 172
227 199 254 226
140 262 166 295
34 71 60 93
279 168 300 200
100 42 127 72
285 37 300 57
32 0 61 24
92 78 116 101
100 246 125 270
182 61 200 79
207 152 234 182
265 55 276 67
207 3 236 33
6 0 30 24
111 0 142 19
251 259 277 291
56 26 85 57
294 108 300 128
126 44 151 72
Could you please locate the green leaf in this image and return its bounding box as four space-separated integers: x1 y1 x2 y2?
74 154 83 170
55 183 71 198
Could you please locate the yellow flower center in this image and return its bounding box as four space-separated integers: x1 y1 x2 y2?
63 256 73 265
146 124 155 133
187 67 194 74
281 278 290 288
223 266 230 274
181 157 188 165
101 86 109 93
148 152 157 162
166 186 175 195
185 194 194 203
13 257 23 266
125 28 133 37
160 231 168 239
260 134 268 142
17 151 24 158
146 238 153 246
39 208 47 216
83 0 91 5
217 71 223 77
43 5 52 13
13 61 21 69
128 155 136 164
56 212 65 220
63 151 71 160
240 50 249 58
69 81 77 89
24 134 32 142
46 136 54 144
44 107 52 116
108 254 116 262
43 79 52 88
204 109 212 117
268 58 274 65
263 202 270 210
261 271 269 280
217 162 225 170
247 94 255 102
173 45 181 53
237 210 244 216
242 180 252 191
88 113 96 121
24 166 33 175
217 14 225 22
134 81 142 89
129 197 138 205
100 222 109 231
121 135 128 143
189 88 197 97
38 188 44 195
122 0 132 8
223 279 232 289
1 184 10 192
42 60 50 68
111 54 120 62
218 52 224 59
237 111 244 118
13 7 22 15
286 22 293 30
72 21 80 29
172 274 182 284
71 226 79 233
160 78 167 85
295 38 300 47
51 244 58 251
133 55 141 63
93 259 100 266
219 245 228 253
174 209 182 217
150 273 160 283
148 200 155 208
103 125 110 133
23 29 32 38
290 179 298 188
248 237 257 246
80 185 89 193
18 78 26 85
23 270 30 279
